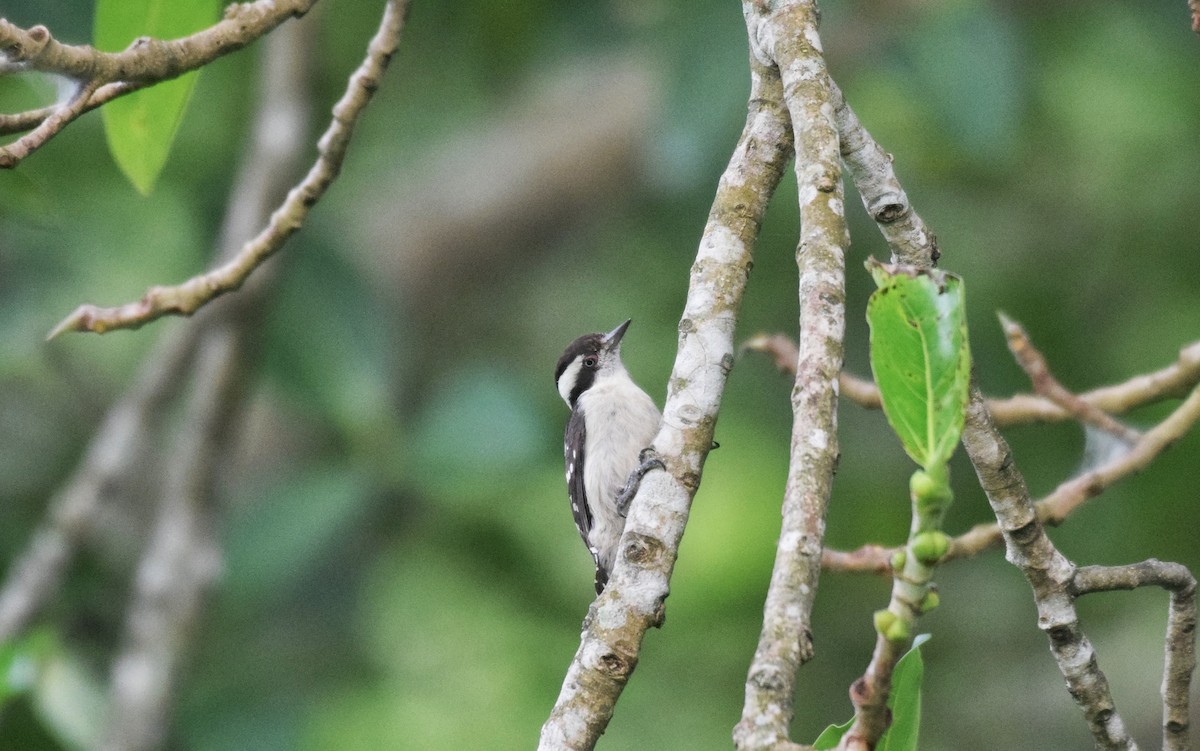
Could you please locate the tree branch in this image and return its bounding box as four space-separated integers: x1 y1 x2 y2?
47 0 411 338
827 79 1179 748
999 312 1140 444
0 0 317 166
1072 561 1196 751
830 80 938 268
961 388 1139 750
745 334 1200 429
100 330 242 751
537 22 795 751
0 330 200 641
735 1 848 749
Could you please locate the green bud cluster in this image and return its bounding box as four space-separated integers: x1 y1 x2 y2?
874 609 911 643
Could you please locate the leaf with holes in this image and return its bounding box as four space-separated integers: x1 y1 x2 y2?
866 259 970 470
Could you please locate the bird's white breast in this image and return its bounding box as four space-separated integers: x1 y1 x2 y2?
576 373 660 572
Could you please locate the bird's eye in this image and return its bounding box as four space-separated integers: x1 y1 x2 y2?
583 356 598 369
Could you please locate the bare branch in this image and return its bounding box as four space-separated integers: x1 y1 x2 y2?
1040 384 1200 525
0 0 317 166
830 80 938 268
0 78 100 165
990 339 1200 424
537 23 795 751
825 381 1200 578
999 312 1141 444
47 0 411 338
961 388 1139 750
748 334 1200 428
0 330 199 641
101 330 242 751
735 1 849 749
0 81 142 136
1072 560 1196 751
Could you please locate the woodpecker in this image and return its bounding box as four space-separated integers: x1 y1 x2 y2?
555 319 661 594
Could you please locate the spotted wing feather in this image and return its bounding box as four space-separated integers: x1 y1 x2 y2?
565 407 608 593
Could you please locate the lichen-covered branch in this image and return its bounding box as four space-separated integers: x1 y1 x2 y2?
47 0 410 338
829 81 937 268
0 0 317 166
537 31 795 751
1072 560 1196 751
825 80 1188 747
734 2 848 749
961 389 1139 750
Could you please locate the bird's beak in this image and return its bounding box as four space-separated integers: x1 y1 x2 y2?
603 319 632 350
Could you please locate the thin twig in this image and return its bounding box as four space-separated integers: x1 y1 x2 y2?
1040 385 1200 525
734 1 849 749
537 20 795 751
746 334 1200 428
999 312 1141 444
824 383 1200 574
0 0 316 166
0 81 143 136
47 0 411 337
0 78 100 166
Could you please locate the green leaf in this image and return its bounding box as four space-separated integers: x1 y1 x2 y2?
94 0 219 194
812 717 854 750
879 633 931 751
866 259 971 469
811 635 930 749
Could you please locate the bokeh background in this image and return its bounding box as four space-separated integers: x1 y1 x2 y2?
1 0 1198 749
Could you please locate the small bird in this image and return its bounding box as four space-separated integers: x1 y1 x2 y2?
554 320 661 594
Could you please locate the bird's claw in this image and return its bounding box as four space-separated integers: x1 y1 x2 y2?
616 448 665 517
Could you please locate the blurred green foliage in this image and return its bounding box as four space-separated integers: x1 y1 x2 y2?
1 0 1198 749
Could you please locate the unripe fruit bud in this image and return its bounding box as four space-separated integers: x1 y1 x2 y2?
919 590 940 613
874 609 896 637
885 616 910 643
911 531 949 565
